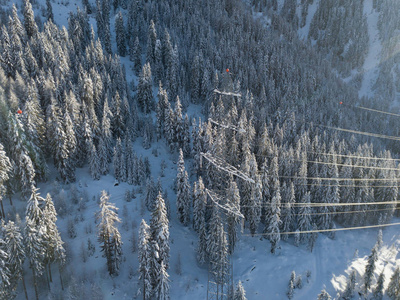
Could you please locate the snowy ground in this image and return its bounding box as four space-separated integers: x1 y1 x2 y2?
359 0 382 99
2 0 400 299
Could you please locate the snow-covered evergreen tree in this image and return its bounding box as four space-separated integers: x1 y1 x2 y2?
115 11 126 57
364 245 378 293
0 237 10 297
3 220 26 296
155 261 170 300
23 0 38 38
96 191 122 276
373 271 385 300
137 63 153 113
298 191 312 244
176 149 191 226
234 280 247 300
341 270 356 300
151 192 170 269
387 267 400 300
193 177 207 233
317 288 331 300
227 179 241 254
138 219 152 299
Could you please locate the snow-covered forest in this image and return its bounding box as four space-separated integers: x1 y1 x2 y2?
0 0 400 299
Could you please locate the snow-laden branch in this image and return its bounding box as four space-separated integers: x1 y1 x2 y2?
213 89 242 97
209 118 246 133
205 188 244 219
201 152 255 184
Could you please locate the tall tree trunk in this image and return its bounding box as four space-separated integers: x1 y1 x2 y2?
44 264 50 290
48 264 52 282
59 265 64 290
0 199 5 218
8 194 13 206
22 274 29 300
32 269 39 300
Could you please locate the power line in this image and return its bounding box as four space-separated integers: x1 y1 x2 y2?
242 222 400 237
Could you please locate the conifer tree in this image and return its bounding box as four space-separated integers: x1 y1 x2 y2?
373 271 385 300
41 193 65 287
193 177 207 233
155 261 170 300
137 63 153 113
3 221 26 297
0 237 10 297
176 149 191 226
227 180 241 254
115 11 126 56
151 192 170 269
89 144 100 180
342 270 356 300
46 0 54 22
132 37 141 76
317 288 331 300
364 245 378 293
234 280 247 300
268 177 281 254
96 191 122 276
24 217 44 300
0 143 11 217
146 20 157 65
23 0 38 39
298 192 311 244
387 267 400 299
138 219 152 299
287 271 295 299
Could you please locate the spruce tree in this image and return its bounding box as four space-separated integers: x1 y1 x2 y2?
234 280 247 300
0 238 10 297
317 288 331 300
364 245 378 293
176 149 191 226
23 0 38 39
3 221 26 297
372 271 385 300
342 270 356 300
137 63 153 113
115 11 126 56
138 219 152 299
387 267 400 300
227 179 241 254
193 177 207 233
96 191 122 276
151 192 170 269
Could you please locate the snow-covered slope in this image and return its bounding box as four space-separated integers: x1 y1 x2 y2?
2 0 400 299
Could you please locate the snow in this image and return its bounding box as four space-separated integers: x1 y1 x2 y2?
359 0 382 99
2 0 400 299
297 0 319 41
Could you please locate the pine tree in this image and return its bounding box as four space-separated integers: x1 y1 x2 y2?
176 149 191 226
193 177 207 233
287 271 295 299
268 178 281 254
3 221 26 296
89 144 100 180
373 271 385 300
281 182 295 241
46 0 54 21
341 270 356 300
146 20 157 65
387 267 400 300
227 180 241 254
151 192 170 269
132 37 141 76
96 191 122 276
138 219 152 299
24 217 44 300
197 217 208 265
41 193 66 288
23 0 38 39
308 223 318 253
137 63 153 113
234 280 247 300
0 143 11 217
115 11 126 56
364 245 378 293
298 192 312 244
155 261 170 300
0 237 10 297
317 288 331 300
